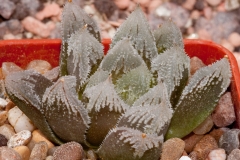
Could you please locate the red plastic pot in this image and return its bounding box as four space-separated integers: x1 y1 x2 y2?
0 39 240 127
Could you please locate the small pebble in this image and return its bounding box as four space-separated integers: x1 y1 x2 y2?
53 141 84 160
35 2 61 20
46 156 54 160
47 146 59 156
179 156 192 160
0 124 16 140
206 0 222 6
13 146 31 160
209 128 229 142
161 138 185 160
114 0 130 10
190 56 206 75
8 106 36 133
27 130 54 150
221 39 234 52
219 129 240 154
193 115 214 135
193 135 218 160
7 130 32 148
0 98 8 108
86 149 98 160
1 62 23 78
0 134 8 146
0 146 22 160
227 149 240 160
29 141 48 160
182 0 196 10
0 111 8 125
183 133 204 153
212 92 236 127
228 32 240 47
26 60 52 74
206 148 226 160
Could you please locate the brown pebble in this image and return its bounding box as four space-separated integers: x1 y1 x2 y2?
0 146 22 160
190 56 206 75
161 138 185 160
5 100 15 112
209 128 228 142
26 60 52 74
212 92 236 127
193 134 218 160
183 133 204 153
0 123 15 140
27 130 54 151
14 146 31 160
29 141 48 160
228 32 240 47
53 141 84 160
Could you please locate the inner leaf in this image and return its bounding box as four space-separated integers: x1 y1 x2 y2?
115 64 153 106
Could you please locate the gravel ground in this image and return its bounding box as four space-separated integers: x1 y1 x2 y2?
0 0 240 67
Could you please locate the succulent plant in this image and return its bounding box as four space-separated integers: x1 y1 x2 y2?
4 1 232 159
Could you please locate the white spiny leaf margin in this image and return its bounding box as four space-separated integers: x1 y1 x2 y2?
5 70 43 109
67 29 103 86
118 127 163 158
111 6 158 60
178 58 231 105
100 38 143 74
153 19 184 50
119 103 173 135
42 76 90 127
84 76 129 113
61 1 100 42
151 46 190 95
133 81 171 107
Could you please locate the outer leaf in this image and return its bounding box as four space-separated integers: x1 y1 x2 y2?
84 77 129 146
115 64 153 106
60 1 101 76
111 6 158 68
118 82 173 136
4 70 63 144
97 127 162 160
67 28 103 89
165 58 232 139
151 46 190 108
153 19 184 53
42 76 90 144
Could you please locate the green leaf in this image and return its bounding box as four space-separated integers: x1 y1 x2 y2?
97 127 163 160
153 19 184 53
151 46 190 108
42 76 90 144
115 64 153 106
4 70 63 145
165 58 232 139
111 6 158 69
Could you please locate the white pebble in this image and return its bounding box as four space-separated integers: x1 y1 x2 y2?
7 130 32 148
8 106 36 133
207 149 226 160
179 156 192 160
0 98 8 108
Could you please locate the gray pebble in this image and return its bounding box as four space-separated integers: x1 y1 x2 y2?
219 129 240 154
